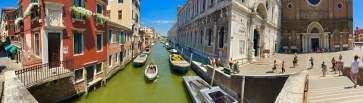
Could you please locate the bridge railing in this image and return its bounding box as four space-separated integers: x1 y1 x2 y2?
14 61 72 88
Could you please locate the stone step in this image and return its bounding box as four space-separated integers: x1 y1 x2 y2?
310 86 357 93
308 93 363 103
309 88 363 100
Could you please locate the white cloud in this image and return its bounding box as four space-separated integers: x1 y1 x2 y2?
152 20 175 24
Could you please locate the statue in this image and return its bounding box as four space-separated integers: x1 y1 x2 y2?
248 48 256 62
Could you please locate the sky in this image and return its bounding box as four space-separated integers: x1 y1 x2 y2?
0 0 362 35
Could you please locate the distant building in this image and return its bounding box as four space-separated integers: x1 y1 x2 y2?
354 27 363 42
168 24 177 45
140 27 156 47
281 0 353 52
176 0 281 65
0 8 17 42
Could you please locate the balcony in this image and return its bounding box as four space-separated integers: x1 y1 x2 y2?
45 4 64 28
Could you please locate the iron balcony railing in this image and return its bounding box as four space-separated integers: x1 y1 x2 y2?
15 61 72 88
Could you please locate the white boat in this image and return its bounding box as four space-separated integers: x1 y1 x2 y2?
151 43 155 46
183 76 239 103
145 65 158 81
133 54 148 67
200 87 238 103
183 76 211 103
168 49 178 54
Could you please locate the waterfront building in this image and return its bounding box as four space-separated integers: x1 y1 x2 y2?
17 0 110 93
131 0 142 57
140 27 156 47
175 0 281 65
354 27 363 42
0 8 22 62
0 8 17 43
168 24 177 45
106 0 135 78
281 0 353 53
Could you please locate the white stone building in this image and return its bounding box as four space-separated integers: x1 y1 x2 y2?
176 0 281 65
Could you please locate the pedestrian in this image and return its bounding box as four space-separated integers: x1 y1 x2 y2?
321 61 327 77
337 60 344 76
331 57 336 73
339 54 343 61
229 58 234 69
281 61 286 74
309 57 314 69
233 60 239 73
351 55 360 88
272 60 277 73
293 54 298 67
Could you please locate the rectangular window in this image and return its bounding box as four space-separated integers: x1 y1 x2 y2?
73 32 83 54
240 40 245 54
118 0 123 4
34 33 40 56
108 55 112 66
96 34 103 51
75 69 83 82
108 30 112 44
73 0 84 7
97 3 103 14
118 10 122 19
219 27 225 48
96 63 102 73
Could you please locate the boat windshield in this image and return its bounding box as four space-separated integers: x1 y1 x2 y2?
208 91 236 103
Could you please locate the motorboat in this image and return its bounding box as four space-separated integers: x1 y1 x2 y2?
145 64 158 81
169 54 190 74
133 53 148 67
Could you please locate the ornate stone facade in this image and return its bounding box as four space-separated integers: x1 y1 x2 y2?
176 0 281 65
281 0 353 53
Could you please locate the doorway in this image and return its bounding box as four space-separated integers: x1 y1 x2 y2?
48 33 61 68
311 38 319 52
253 30 260 56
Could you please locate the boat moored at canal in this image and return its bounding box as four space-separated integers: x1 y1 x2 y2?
168 49 178 54
183 76 238 103
133 53 148 67
169 54 190 74
145 64 158 81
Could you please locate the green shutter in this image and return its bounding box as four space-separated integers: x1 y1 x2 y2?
116 32 120 43
121 32 125 44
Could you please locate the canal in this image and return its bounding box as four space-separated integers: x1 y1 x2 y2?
71 42 196 103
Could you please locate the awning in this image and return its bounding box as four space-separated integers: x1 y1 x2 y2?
4 44 17 54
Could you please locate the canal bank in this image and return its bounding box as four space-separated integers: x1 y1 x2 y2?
68 43 197 103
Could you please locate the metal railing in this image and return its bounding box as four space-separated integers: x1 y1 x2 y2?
15 61 71 87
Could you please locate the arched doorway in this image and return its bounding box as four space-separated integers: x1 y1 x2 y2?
253 29 260 56
310 28 320 51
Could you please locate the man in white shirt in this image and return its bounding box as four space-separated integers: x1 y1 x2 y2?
351 55 360 88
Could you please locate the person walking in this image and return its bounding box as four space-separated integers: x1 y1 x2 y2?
233 60 239 73
339 54 343 61
322 61 327 77
229 58 234 69
351 55 360 88
331 57 336 73
281 61 286 74
293 54 298 68
309 57 314 69
272 60 277 73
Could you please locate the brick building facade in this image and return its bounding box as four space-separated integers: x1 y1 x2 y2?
281 0 353 53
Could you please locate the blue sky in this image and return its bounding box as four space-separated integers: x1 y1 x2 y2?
0 0 362 35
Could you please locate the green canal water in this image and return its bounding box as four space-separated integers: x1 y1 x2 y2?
71 43 196 103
